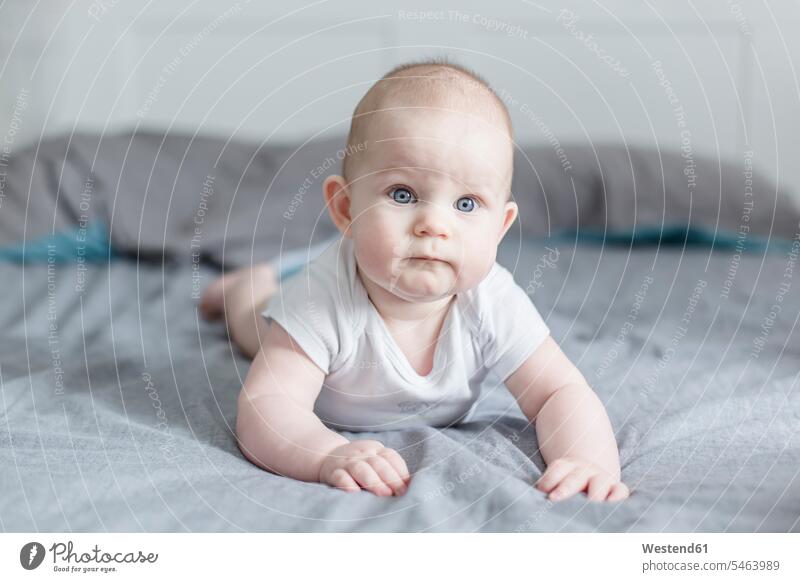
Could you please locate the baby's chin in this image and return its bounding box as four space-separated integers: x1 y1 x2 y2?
385 267 459 302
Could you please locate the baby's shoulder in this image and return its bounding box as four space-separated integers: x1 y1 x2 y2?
265 241 363 373
461 262 529 332
470 261 517 300
277 239 347 292
459 263 504 327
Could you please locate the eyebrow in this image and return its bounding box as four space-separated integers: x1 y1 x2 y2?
378 166 488 190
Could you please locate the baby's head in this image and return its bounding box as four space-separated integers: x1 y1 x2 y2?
323 59 518 304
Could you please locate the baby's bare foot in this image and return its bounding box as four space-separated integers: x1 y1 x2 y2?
199 263 277 320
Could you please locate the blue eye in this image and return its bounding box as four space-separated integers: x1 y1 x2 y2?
390 187 415 204
455 196 477 213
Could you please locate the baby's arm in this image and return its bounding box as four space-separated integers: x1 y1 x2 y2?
236 319 409 495
505 336 630 502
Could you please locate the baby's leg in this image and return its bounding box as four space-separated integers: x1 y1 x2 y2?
199 264 277 359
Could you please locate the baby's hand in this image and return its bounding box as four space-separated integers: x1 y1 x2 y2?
535 456 630 502
318 440 410 496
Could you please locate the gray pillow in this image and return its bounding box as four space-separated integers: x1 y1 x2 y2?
1 130 794 269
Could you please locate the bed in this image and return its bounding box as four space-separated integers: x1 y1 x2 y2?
1 130 798 531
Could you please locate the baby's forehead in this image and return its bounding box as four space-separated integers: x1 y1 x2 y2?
373 141 496 180
362 111 512 187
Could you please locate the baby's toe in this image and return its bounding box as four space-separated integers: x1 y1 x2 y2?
199 274 227 319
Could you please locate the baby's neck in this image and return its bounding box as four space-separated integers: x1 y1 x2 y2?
357 265 455 327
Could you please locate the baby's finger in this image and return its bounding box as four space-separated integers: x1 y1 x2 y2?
367 456 407 495
548 468 591 502
349 461 393 496
328 468 360 493
379 448 411 483
586 474 615 502
606 482 631 502
535 460 575 492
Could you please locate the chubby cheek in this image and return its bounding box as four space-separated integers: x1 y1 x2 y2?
452 241 496 289
350 206 405 282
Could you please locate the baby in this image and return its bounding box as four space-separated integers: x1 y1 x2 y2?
201 60 630 502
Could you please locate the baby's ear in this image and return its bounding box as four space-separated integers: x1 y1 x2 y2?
323 175 353 238
499 200 519 241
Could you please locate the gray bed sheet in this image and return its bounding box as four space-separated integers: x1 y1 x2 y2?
2 236 798 532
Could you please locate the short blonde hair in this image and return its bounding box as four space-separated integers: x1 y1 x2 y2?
341 58 514 186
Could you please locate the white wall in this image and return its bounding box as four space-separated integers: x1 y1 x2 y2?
1 0 798 194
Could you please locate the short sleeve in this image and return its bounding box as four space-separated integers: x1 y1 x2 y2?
262 264 342 375
479 263 550 382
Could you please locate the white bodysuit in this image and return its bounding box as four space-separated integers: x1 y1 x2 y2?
262 236 550 431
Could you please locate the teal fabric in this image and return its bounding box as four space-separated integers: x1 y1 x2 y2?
546 224 790 253
1 223 789 266
0 223 115 263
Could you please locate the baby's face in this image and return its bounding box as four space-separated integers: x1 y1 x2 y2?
343 108 517 304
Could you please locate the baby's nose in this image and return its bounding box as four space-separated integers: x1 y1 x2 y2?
413 202 451 239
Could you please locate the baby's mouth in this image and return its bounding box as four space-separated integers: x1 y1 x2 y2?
407 257 445 266
408 254 444 262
